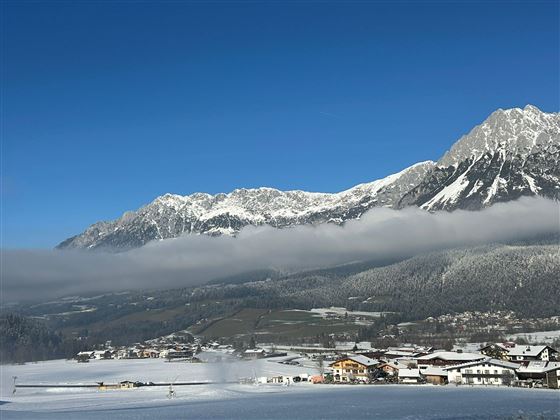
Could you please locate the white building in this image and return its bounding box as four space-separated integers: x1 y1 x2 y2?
507 345 558 363
444 358 518 385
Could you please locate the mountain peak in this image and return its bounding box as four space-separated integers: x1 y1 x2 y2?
437 105 559 168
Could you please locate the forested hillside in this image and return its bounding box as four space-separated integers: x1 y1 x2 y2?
0 314 88 363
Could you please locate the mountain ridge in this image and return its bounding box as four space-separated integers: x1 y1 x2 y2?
58 105 560 250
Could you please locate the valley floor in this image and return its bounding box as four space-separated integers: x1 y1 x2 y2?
1 358 559 419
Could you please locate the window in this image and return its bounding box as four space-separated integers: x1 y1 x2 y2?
484 370 489 375
494 370 498 374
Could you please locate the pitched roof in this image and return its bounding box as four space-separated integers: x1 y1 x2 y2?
398 368 421 378
443 357 519 371
480 343 509 351
422 367 448 376
384 350 420 357
331 354 378 367
417 351 484 362
507 345 554 357
521 361 560 374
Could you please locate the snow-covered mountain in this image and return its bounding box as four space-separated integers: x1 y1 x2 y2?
57 161 435 250
58 105 559 250
399 105 560 210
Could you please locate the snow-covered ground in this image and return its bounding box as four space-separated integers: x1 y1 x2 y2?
507 330 560 344
309 307 386 318
1 358 559 419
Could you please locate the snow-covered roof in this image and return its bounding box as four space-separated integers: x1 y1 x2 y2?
332 355 378 367
417 351 484 362
398 368 421 378
244 348 266 354
481 343 509 351
544 362 560 373
422 367 448 377
518 361 550 374
384 350 420 357
443 357 519 371
507 345 552 357
378 361 403 369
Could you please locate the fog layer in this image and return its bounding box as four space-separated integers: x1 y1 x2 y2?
3 197 559 302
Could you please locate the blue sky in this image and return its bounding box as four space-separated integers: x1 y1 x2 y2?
2 1 559 248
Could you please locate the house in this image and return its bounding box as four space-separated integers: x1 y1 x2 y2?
330 355 378 383
160 348 192 359
92 350 112 360
140 349 160 358
76 351 94 362
398 368 422 384
376 361 402 376
119 380 142 389
479 343 511 360
116 349 135 359
517 361 560 387
97 381 142 391
506 345 558 363
417 351 485 370
422 366 448 385
243 349 266 359
544 364 560 389
444 358 518 386
310 375 325 384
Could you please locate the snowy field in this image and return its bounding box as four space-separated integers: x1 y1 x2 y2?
1 358 559 419
507 330 560 344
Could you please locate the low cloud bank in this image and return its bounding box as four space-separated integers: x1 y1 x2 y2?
3 196 559 302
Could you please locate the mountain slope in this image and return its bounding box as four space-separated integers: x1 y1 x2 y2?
58 105 559 250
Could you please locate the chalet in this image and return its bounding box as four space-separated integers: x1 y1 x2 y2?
506 345 558 363
376 361 402 376
444 358 518 386
479 343 511 360
398 368 422 384
417 351 485 370
330 355 378 383
422 367 448 385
